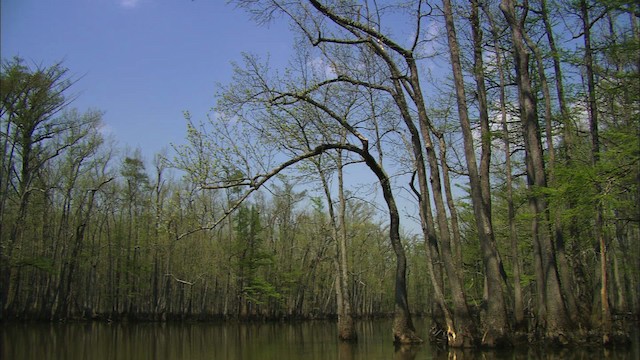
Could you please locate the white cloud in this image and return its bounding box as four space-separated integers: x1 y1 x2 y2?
97 122 114 137
308 57 337 80
411 21 442 59
119 0 142 9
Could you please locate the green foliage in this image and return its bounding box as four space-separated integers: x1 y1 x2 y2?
17 257 56 274
233 205 281 305
243 275 282 305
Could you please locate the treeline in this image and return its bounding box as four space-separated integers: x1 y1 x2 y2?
0 59 410 321
2 0 639 349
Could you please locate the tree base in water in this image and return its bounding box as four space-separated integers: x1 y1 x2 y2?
393 330 424 344
480 328 513 348
447 329 476 348
338 327 358 342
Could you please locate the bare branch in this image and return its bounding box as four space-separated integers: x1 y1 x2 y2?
307 0 413 58
176 142 366 240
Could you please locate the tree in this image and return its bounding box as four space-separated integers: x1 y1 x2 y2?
48 109 109 319
120 150 150 314
179 38 423 341
1 57 81 316
500 0 572 344
482 0 525 331
233 204 279 317
441 0 509 346
312 147 358 340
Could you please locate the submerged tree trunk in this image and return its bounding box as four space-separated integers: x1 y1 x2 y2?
500 0 571 344
524 27 581 327
335 151 357 341
442 0 509 346
580 0 611 345
402 57 476 348
355 149 420 343
302 0 464 345
317 144 420 344
389 70 467 345
406 119 455 346
483 2 525 331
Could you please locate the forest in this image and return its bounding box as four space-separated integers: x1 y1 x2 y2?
1 0 638 349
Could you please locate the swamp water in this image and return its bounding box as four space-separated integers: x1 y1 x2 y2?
1 319 638 359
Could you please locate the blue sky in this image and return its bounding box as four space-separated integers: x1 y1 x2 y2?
2 0 438 234
2 0 293 157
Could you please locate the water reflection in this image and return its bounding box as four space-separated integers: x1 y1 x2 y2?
393 343 422 360
1 319 637 360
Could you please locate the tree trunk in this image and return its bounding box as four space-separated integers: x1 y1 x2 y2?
436 134 463 270
360 149 421 344
335 151 357 341
442 0 509 346
390 77 464 345
500 0 571 344
482 2 525 331
580 0 611 345
523 28 581 326
313 149 357 340
402 57 476 347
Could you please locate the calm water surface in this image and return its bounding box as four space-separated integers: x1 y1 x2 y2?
1 319 638 359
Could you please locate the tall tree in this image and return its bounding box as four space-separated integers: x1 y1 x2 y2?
442 0 510 345
1 58 78 315
192 46 422 341
120 150 150 314
500 0 572 344
482 1 525 330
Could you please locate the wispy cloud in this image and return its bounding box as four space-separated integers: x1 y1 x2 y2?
308 57 337 80
119 0 142 9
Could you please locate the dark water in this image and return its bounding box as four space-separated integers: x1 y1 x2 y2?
1 319 638 360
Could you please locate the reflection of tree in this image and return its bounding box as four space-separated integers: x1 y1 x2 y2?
337 341 354 360
393 344 421 360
